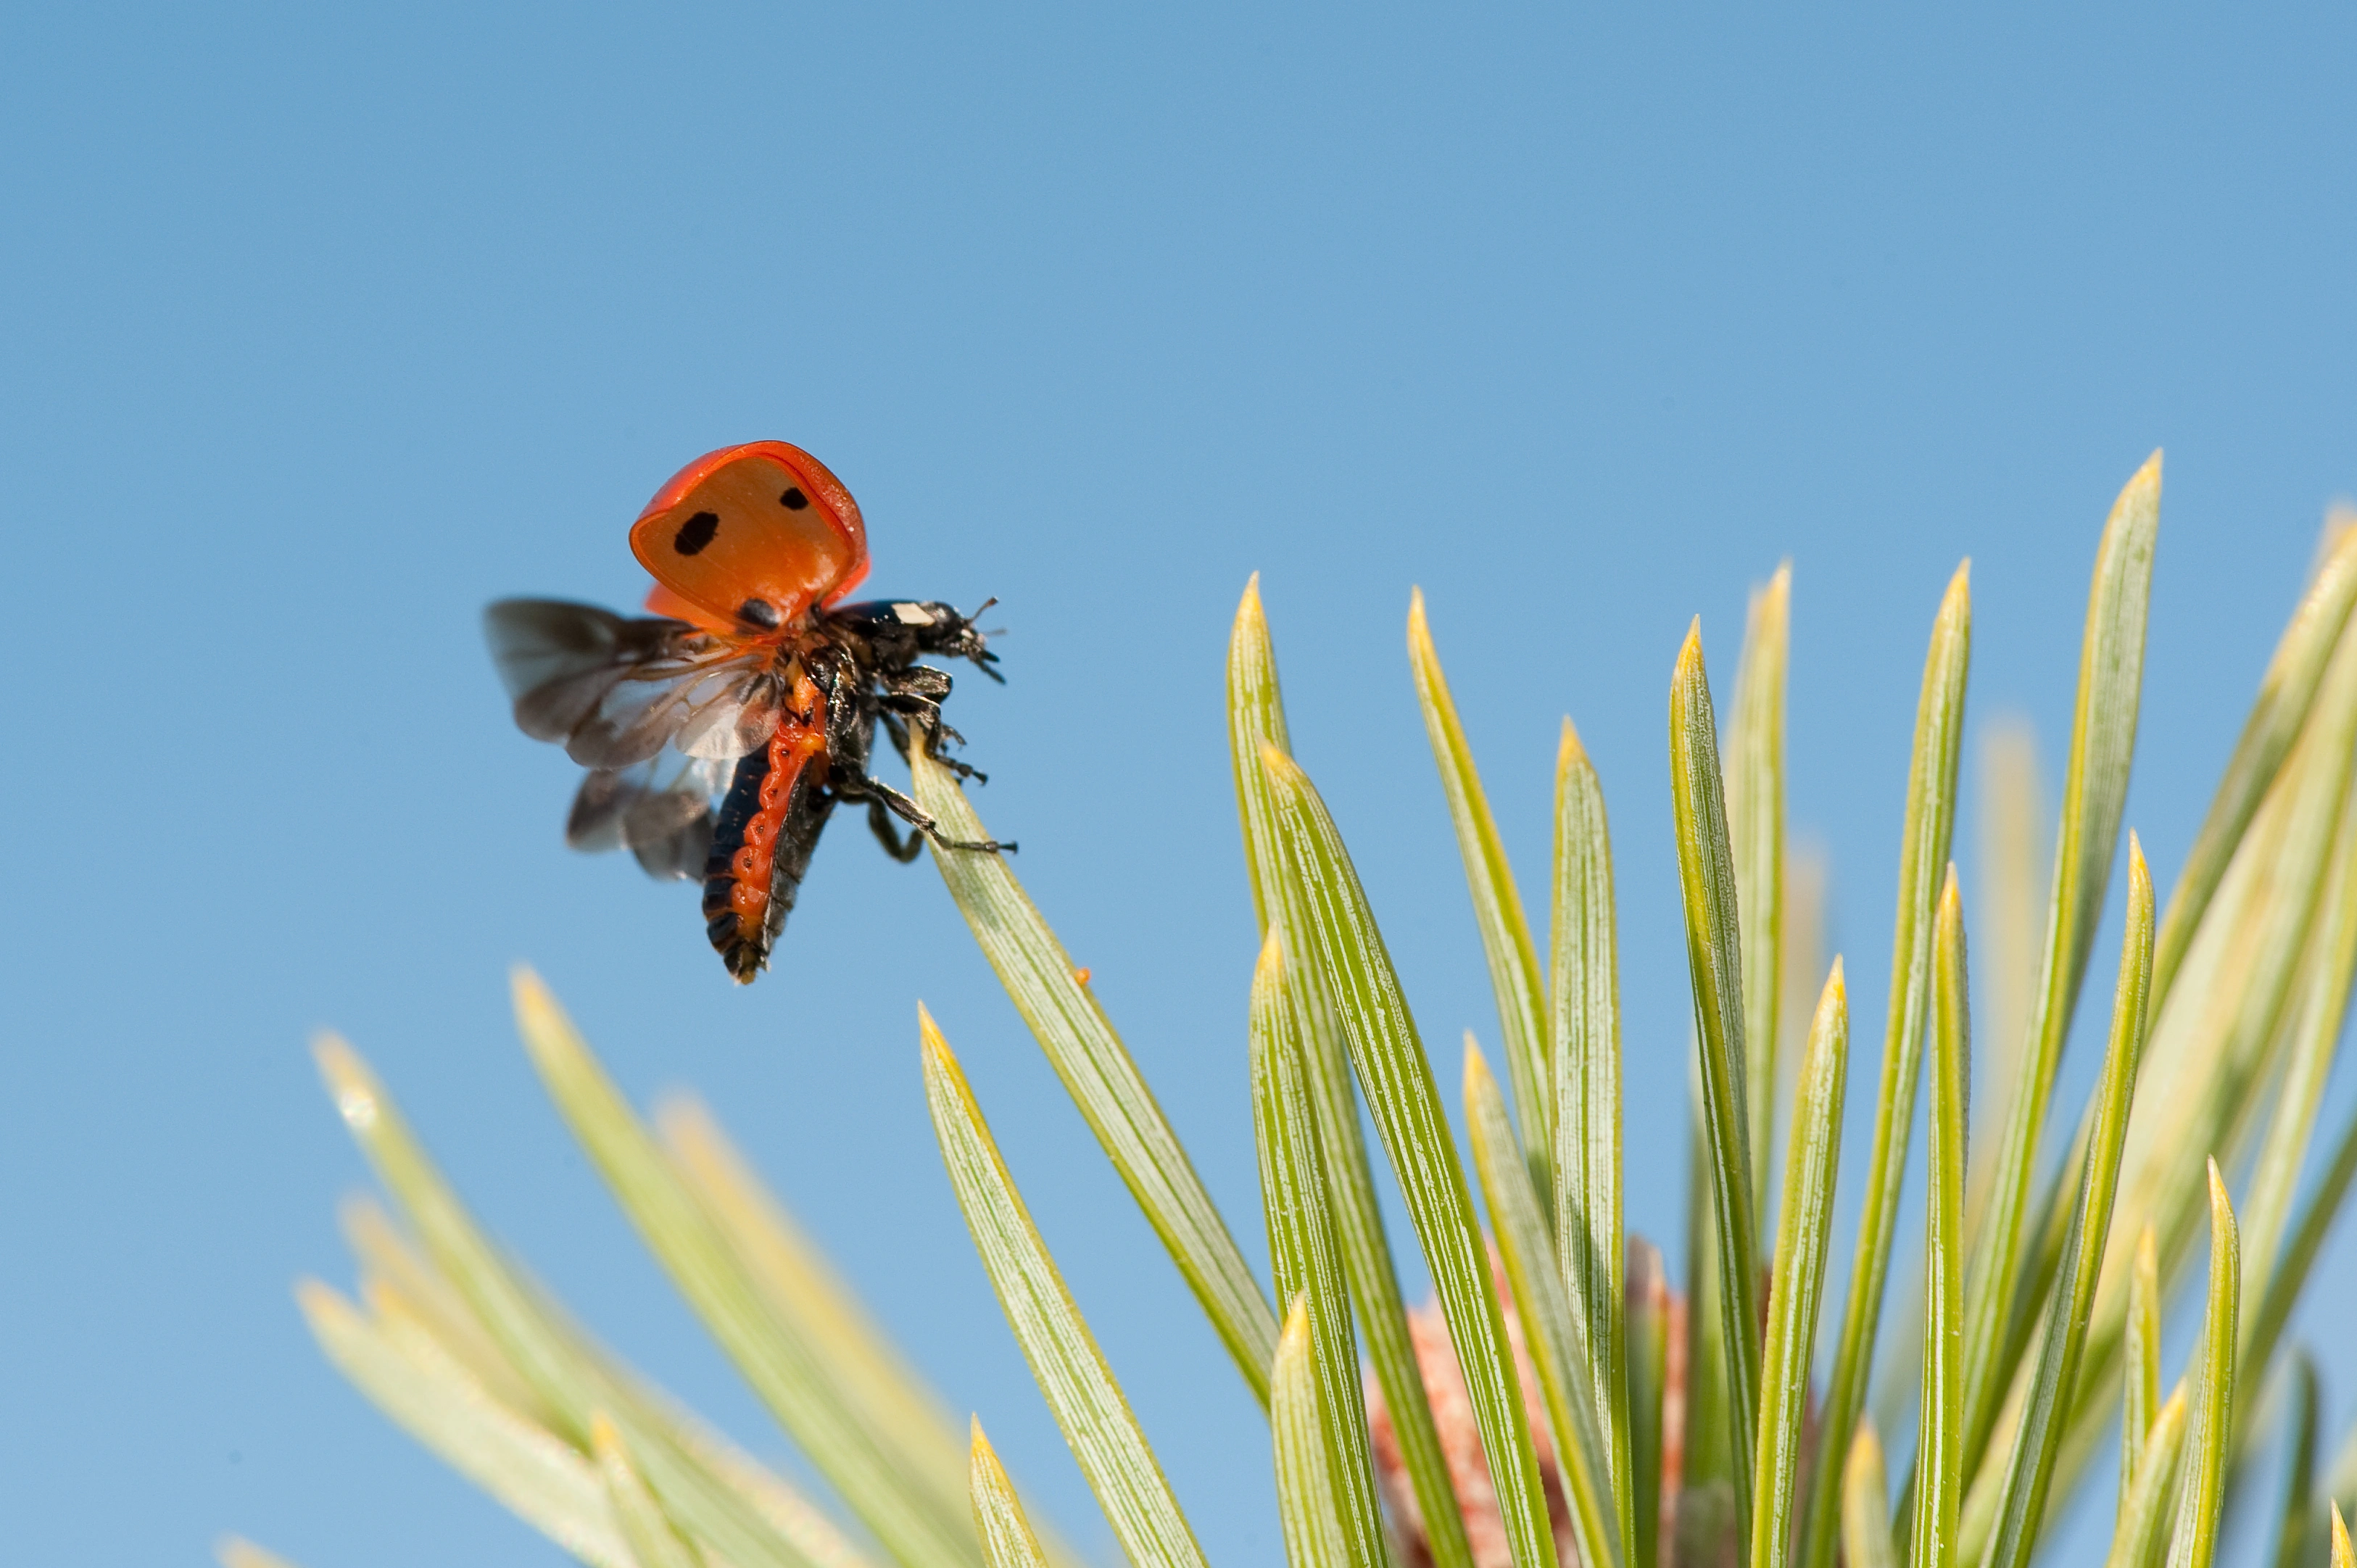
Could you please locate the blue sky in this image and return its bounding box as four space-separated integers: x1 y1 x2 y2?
2 6 2353 1564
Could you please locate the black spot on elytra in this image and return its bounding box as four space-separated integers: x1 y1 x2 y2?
779 486 810 510
738 597 781 629
674 511 721 555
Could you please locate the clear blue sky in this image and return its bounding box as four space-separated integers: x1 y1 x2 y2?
3 7 2353 1564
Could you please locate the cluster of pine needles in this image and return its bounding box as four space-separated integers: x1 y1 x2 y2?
228 453 2357 1568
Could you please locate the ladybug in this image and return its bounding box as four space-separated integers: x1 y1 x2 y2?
486 441 1008 983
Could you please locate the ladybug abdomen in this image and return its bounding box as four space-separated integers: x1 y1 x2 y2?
702 714 832 983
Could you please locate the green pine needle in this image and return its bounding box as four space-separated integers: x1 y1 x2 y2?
1250 931 1391 1568
1752 961 1847 1568
911 742 1279 1406
1261 741 1561 1568
969 1422 1056 1568
1230 575 1475 1568
922 1007 1210 1568
1669 621 1763 1538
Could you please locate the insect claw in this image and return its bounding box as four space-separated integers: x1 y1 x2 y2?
934 836 1012 854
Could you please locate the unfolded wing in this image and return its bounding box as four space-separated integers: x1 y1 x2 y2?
484 599 785 770
563 752 728 881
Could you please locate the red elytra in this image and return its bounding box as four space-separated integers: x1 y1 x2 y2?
627 441 871 632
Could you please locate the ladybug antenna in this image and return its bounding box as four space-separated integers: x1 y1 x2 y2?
963 596 1009 681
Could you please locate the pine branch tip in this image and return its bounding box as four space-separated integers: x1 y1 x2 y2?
1252 924 1285 992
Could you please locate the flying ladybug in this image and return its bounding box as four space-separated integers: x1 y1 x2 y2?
485 441 1009 983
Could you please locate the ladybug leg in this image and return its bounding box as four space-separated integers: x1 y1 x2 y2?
879 707 987 782
879 692 946 742
919 715 972 756
888 664 954 702
878 667 962 742
865 797 926 863
845 771 1013 855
